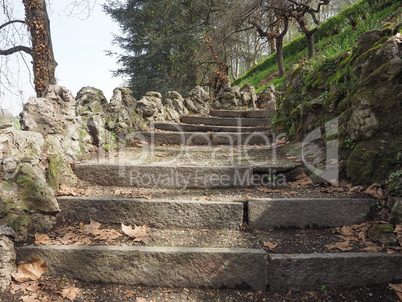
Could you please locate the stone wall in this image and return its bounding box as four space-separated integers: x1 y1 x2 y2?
277 31 402 187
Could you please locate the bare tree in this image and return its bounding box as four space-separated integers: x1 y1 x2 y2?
248 0 293 77
0 0 96 98
287 0 331 59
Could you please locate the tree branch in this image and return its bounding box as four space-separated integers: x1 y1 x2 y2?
0 45 32 56
0 20 26 31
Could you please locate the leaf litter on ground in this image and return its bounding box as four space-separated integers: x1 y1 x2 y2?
325 222 402 253
34 219 152 246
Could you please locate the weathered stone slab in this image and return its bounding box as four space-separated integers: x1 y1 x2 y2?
151 122 267 133
72 164 253 188
16 245 267 290
209 110 276 118
248 198 375 229
180 116 269 127
132 131 271 146
269 253 402 291
0 237 16 291
58 197 243 230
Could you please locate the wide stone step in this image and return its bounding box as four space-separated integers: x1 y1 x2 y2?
72 164 253 188
180 116 269 127
269 252 402 291
151 122 268 133
248 198 375 229
132 131 271 145
16 246 401 291
58 197 244 230
209 109 276 118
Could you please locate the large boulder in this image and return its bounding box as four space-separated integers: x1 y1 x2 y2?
240 84 257 109
20 85 76 135
164 91 188 120
1 163 59 241
107 87 146 137
213 84 257 110
213 86 241 109
137 92 165 122
258 84 277 110
185 86 210 115
76 86 110 147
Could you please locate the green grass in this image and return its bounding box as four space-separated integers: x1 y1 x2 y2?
233 0 402 91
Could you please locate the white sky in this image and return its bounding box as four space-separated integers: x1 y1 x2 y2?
1 1 124 116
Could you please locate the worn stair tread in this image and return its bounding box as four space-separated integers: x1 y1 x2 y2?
209 109 276 118
151 121 268 133
131 131 273 145
248 197 375 229
180 115 269 127
16 245 267 290
57 196 244 230
82 146 300 169
72 163 254 188
16 245 401 291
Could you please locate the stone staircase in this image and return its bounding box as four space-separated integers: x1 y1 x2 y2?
16 109 402 293
134 109 275 146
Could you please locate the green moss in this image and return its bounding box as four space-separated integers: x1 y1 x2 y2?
346 138 402 185
46 155 64 190
15 164 59 213
7 214 31 233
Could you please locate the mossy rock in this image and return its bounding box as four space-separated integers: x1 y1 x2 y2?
367 223 398 246
391 199 402 225
346 138 402 185
15 164 60 214
46 154 77 190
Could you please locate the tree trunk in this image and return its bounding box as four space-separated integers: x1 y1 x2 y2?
306 33 315 59
23 0 57 97
276 37 285 77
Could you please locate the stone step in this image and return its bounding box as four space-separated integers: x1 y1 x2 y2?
209 109 276 118
72 164 253 188
180 115 269 127
132 131 272 145
16 246 401 291
57 196 371 231
247 198 375 229
151 122 268 133
57 196 244 230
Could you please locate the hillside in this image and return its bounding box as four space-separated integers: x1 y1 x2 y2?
233 0 402 190
233 0 401 93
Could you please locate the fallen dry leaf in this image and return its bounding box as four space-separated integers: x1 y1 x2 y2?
26 282 41 292
57 183 77 196
124 290 136 299
34 233 52 245
82 219 102 235
12 257 48 282
61 286 80 301
340 225 354 236
263 242 278 250
389 283 402 301
20 294 39 302
349 186 364 193
291 172 313 187
361 246 378 253
364 184 385 199
325 240 353 252
257 187 271 193
121 223 151 243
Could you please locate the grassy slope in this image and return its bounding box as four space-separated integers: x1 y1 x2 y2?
232 0 402 94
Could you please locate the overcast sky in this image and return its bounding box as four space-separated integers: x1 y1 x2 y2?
1 1 123 116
